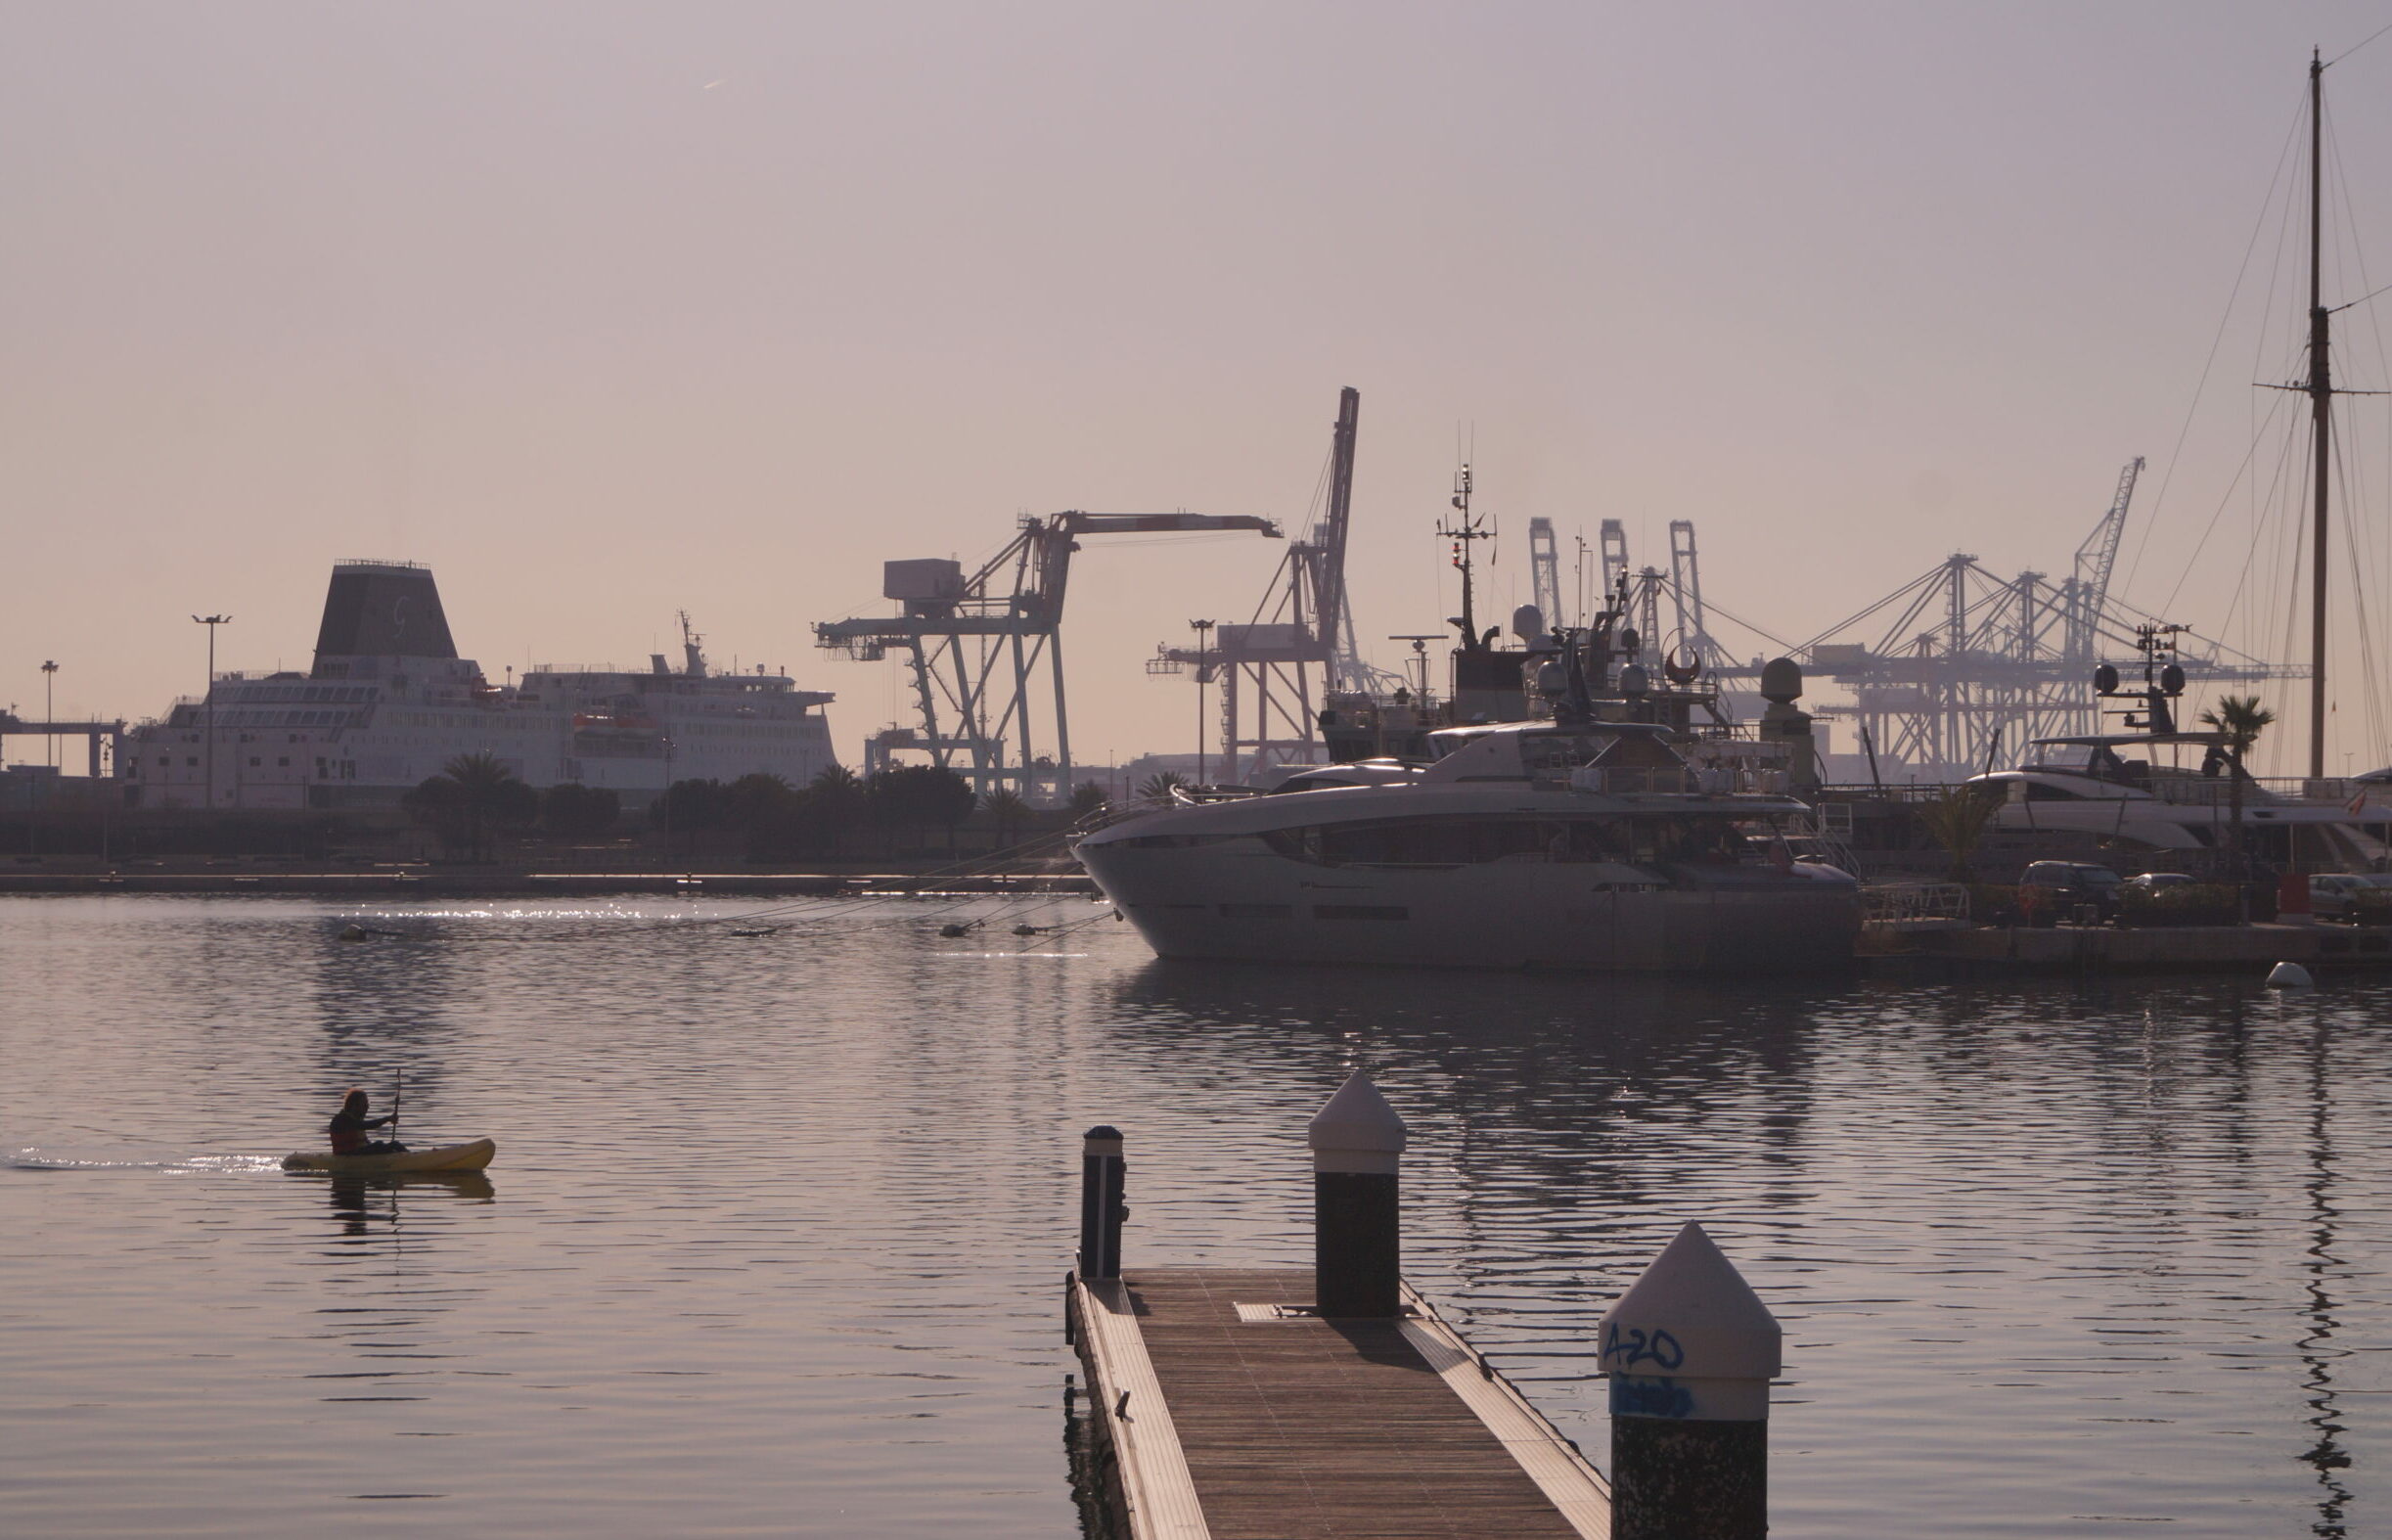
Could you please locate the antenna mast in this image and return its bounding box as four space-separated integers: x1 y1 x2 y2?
1439 462 1496 652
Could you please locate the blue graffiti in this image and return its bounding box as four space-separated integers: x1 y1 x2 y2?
1600 1323 1686 1372
1609 1376 1695 1420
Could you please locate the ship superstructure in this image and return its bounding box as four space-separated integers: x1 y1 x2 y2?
120 561 835 809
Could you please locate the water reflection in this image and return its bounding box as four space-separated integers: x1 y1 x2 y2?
1061 1382 1124 1540
324 1171 497 1240
14 899 2392 1538
2297 1013 2353 1539
308 912 475 1121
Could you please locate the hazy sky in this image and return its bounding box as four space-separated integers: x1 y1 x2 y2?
9 2 2392 774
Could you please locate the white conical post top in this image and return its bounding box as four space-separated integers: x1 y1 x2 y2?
1307 1070 1407 1175
1598 1223 1782 1420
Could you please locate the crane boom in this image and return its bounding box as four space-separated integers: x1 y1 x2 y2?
2065 456 2142 662
1312 387 1360 675
2074 457 2142 620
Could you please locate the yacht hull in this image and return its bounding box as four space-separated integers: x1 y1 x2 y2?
1081 844 1859 973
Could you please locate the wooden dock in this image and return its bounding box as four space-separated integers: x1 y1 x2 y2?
1068 1265 1609 1540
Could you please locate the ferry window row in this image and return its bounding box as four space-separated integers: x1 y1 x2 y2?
226 685 374 704
207 709 361 729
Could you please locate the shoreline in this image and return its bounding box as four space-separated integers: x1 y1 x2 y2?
0 866 1095 898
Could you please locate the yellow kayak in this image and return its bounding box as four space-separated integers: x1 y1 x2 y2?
282 1138 497 1174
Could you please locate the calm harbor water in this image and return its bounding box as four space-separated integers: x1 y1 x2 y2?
3 893 2388 1538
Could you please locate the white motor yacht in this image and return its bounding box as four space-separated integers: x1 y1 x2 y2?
1969 732 2383 867
1077 718 1859 972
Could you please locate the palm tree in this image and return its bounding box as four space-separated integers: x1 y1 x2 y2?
809 763 865 858
2197 695 2276 884
1917 783 2002 882
810 762 863 800
1137 771 1188 803
980 788 1031 847
442 749 516 796
405 751 536 861
2197 695 2276 760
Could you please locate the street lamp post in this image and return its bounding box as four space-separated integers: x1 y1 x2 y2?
1189 618 1216 786
40 660 58 771
192 615 231 809
660 736 676 868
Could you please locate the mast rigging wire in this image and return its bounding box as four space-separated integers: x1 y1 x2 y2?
2119 92 2308 597
2326 19 2392 68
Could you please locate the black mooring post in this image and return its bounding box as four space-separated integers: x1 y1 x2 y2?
1599 1222 1782 1540
1078 1125 1125 1281
1307 1072 1407 1317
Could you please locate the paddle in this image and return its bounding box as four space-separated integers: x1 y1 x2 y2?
392 1070 403 1141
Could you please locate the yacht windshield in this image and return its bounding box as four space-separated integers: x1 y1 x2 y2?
2021 738 2231 787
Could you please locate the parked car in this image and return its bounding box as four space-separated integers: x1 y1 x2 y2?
2019 861 2122 922
2309 872 2392 921
2122 872 2198 893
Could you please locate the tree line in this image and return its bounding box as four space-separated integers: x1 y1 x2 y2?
402 751 1111 861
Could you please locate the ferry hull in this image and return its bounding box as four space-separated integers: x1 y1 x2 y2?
1081 846 1859 973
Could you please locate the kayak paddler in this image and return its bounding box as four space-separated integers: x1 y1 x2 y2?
328 1088 409 1157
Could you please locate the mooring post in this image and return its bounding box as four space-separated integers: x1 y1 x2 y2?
1598 1222 1781 1540
1078 1125 1126 1281
1307 1070 1407 1317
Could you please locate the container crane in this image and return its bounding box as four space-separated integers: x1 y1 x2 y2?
1151 388 1379 782
1796 454 2291 780
818 510 1281 800
1526 517 1563 633
1599 520 1631 602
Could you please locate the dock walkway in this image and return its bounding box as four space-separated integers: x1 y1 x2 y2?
1071 1265 1608 1540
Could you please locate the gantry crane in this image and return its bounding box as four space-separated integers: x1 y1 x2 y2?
818 510 1281 800
1599 520 1631 602
1526 517 1563 633
1794 459 2295 777
1150 388 1381 782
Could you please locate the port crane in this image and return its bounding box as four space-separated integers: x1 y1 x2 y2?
1526 518 1563 633
1149 388 1382 782
818 510 1281 800
2063 457 2141 665
1795 459 2294 776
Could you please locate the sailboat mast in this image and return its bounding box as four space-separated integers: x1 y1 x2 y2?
2308 48 2332 779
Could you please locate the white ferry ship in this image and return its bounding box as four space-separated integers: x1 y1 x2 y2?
120 561 835 809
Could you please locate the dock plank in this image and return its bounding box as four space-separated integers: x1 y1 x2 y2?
1116 1266 1601 1540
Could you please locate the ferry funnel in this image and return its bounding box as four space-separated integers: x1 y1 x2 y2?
312 561 458 672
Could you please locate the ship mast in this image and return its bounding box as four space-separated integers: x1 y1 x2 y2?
2307 47 2331 779
1440 462 1496 653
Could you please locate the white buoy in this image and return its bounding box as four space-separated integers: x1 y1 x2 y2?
2266 961 2314 989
